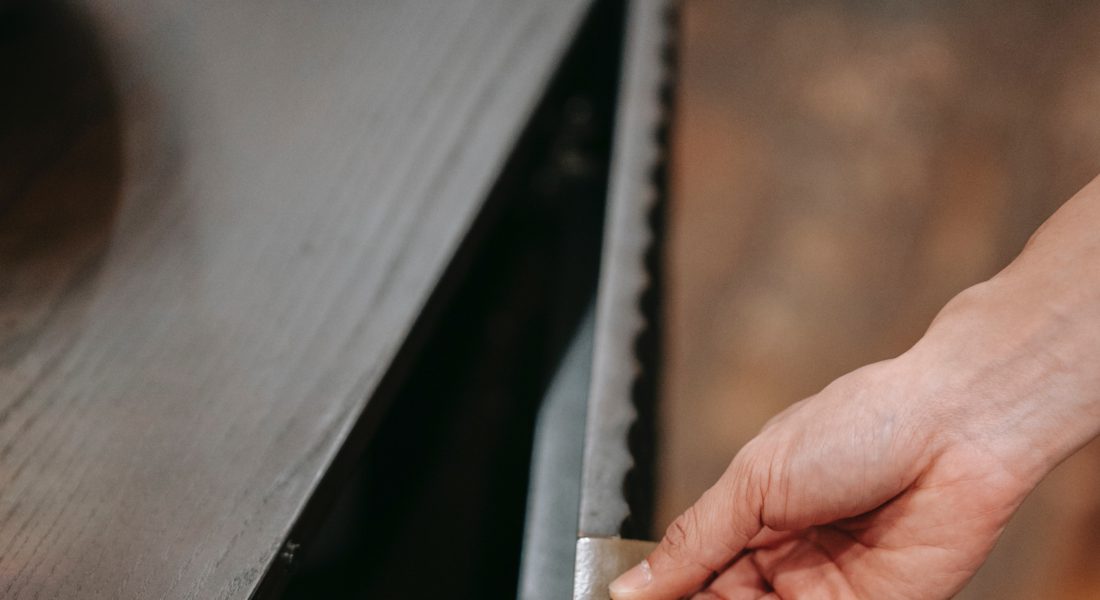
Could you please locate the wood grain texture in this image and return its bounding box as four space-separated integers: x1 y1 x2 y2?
662 0 1100 597
0 0 589 597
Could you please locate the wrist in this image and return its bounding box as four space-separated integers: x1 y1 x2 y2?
901 275 1100 486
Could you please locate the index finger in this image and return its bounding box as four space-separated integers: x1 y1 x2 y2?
610 457 764 599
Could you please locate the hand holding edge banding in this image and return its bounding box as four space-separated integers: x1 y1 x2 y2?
612 175 1100 600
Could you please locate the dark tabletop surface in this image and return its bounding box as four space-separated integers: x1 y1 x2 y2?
0 0 589 597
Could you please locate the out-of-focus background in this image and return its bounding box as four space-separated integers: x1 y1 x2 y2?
661 1 1100 597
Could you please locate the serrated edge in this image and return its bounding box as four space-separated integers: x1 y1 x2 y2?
577 0 678 540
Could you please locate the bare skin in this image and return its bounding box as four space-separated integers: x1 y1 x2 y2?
610 175 1100 600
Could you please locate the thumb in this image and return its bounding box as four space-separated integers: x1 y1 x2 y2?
609 455 764 599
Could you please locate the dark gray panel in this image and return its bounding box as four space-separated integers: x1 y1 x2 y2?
0 1 590 597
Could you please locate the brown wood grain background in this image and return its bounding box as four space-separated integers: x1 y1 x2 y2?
662 1 1100 597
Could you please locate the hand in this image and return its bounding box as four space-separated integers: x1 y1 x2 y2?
611 356 1031 599
610 175 1100 599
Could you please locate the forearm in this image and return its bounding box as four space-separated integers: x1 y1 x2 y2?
904 175 1100 485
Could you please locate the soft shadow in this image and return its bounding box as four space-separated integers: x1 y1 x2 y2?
0 1 122 360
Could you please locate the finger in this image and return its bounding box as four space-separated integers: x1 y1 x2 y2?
745 526 799 550
693 555 769 600
610 455 763 599
750 535 859 598
692 588 768 600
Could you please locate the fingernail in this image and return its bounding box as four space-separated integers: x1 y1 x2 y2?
609 559 652 596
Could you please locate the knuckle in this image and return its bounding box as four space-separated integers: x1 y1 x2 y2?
661 506 730 573
732 443 785 529
734 446 771 500
663 508 697 556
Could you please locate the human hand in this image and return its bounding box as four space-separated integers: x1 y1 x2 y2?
610 356 1030 599
610 177 1100 599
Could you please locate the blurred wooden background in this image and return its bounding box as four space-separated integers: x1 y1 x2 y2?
661 0 1100 597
